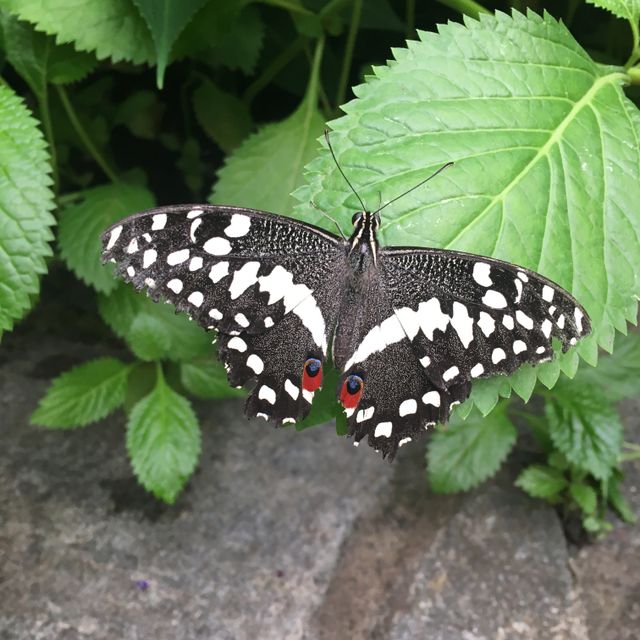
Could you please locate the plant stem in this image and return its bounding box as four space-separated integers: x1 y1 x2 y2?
38 85 58 193
243 35 306 104
257 0 314 16
628 65 640 84
307 36 325 108
335 0 362 111
435 0 489 18
625 18 640 68
55 85 119 184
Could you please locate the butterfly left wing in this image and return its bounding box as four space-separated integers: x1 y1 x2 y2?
335 247 590 459
101 204 347 424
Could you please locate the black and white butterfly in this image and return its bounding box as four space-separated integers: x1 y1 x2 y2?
101 161 590 460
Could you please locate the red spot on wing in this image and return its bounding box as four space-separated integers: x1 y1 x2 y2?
302 361 323 392
340 377 363 409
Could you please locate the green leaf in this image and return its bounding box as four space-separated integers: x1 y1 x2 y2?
569 482 598 514
127 370 200 503
574 332 640 402
98 283 212 361
0 0 155 65
515 464 568 501
58 183 155 294
296 10 640 415
180 359 245 399
546 381 624 480
129 313 172 361
131 0 209 88
427 403 517 493
548 450 569 471
607 471 637 522
31 358 131 428
0 83 55 339
586 0 640 25
0 11 96 93
211 87 325 214
193 79 253 153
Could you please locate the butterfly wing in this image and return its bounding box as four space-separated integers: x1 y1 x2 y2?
102 205 347 424
335 247 590 459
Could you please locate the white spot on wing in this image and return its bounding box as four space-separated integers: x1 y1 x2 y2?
574 307 584 332
285 379 299 400
209 261 230 283
374 422 392 438
167 249 189 265
491 348 506 364
471 363 484 378
482 290 507 309
189 256 203 271
450 301 474 349
516 310 534 330
517 271 529 282
541 319 552 338
106 225 122 250
557 314 565 329
473 262 492 286
422 391 440 407
126 238 138 254
228 337 247 352
264 317 274 328
151 214 167 230
399 399 417 416
144 277 155 288
188 291 203 307
203 237 232 255
229 261 260 299
356 406 375 422
127 266 135 277
224 214 251 238
542 285 554 302
514 278 523 303
209 308 222 320
190 218 202 242
235 313 250 327
399 437 411 447
513 340 527 354
187 208 203 219
143 249 157 268
419 355 431 368
246 354 264 374
478 311 495 337
502 315 514 330
536 346 546 354
167 278 183 293
443 366 459 381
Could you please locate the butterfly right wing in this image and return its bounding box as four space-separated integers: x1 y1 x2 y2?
102 204 347 424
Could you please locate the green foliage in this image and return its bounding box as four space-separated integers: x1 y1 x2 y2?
427 404 517 493
131 0 209 88
1 1 639 514
58 183 154 293
31 358 131 428
127 367 200 503
0 83 54 338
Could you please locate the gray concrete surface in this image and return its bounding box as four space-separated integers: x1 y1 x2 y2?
0 335 638 639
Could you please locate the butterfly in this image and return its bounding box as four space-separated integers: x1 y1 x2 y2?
101 142 590 460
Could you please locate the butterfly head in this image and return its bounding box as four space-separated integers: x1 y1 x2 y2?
349 211 380 265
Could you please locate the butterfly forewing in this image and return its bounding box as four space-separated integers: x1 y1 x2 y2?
102 205 346 424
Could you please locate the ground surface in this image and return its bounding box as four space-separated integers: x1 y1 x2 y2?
0 334 638 640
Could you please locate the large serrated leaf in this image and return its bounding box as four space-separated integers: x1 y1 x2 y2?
295 10 640 416
31 358 131 428
211 89 325 214
127 372 200 503
0 83 55 339
427 403 517 493
0 10 96 93
98 283 212 361
0 0 155 65
58 183 155 294
131 0 209 88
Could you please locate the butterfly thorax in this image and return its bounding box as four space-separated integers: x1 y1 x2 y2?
348 210 380 271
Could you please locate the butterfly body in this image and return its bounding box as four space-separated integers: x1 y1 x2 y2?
102 204 590 459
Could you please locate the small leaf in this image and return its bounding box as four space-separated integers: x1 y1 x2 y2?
98 283 212 361
193 79 252 152
58 183 155 293
586 0 640 24
129 313 172 361
211 90 325 214
546 381 624 480
180 359 245 399
127 371 200 503
0 0 155 65
0 11 96 93
131 0 209 87
0 84 55 339
569 482 598 514
515 464 568 501
582 514 609 533
31 358 131 428
574 332 640 402
427 403 517 493
607 471 637 523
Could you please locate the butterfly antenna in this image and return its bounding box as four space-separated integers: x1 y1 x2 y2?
373 161 454 216
324 129 367 212
311 200 347 240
